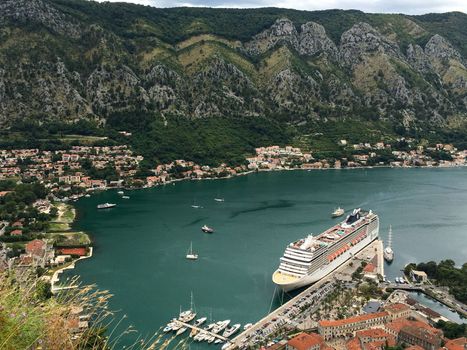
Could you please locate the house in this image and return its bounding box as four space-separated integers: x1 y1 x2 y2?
443 337 466 350
385 318 442 350
410 270 428 283
318 312 389 340
346 329 396 350
25 239 46 258
384 303 412 321
287 332 325 350
10 229 22 236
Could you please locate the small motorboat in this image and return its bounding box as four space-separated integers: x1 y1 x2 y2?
201 225 214 233
243 323 253 330
214 198 225 202
97 203 116 209
331 207 345 217
117 191 124 195
122 195 130 199
194 317 207 326
176 327 187 336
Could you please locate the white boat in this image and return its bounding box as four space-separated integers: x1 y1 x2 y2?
186 242 198 260
207 336 216 343
214 198 225 202
84 194 91 198
384 225 394 262
243 323 253 330
214 339 224 344
117 191 124 195
163 322 176 332
97 203 116 209
171 320 182 331
194 317 207 326
176 327 187 336
201 225 214 233
178 292 196 322
191 205 203 209
122 195 130 199
273 209 379 292
222 323 241 337
195 331 208 342
212 320 230 334
332 207 345 217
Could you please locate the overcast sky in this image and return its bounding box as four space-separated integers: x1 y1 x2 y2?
96 0 466 14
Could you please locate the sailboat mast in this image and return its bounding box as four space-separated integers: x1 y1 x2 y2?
388 225 392 248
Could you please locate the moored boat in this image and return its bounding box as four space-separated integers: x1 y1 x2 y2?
273 208 379 291
222 323 241 337
384 225 394 262
186 242 198 260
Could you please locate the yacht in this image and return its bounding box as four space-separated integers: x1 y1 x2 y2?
243 323 253 330
332 207 345 217
97 203 116 209
384 225 394 263
117 191 124 195
122 195 130 199
186 242 198 260
163 321 176 332
214 198 225 202
223 323 241 337
178 292 196 322
194 317 207 326
212 320 230 334
201 225 214 233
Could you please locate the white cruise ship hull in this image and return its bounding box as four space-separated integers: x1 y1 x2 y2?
273 217 379 292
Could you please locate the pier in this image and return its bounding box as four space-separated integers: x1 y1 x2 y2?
227 239 384 350
174 320 229 342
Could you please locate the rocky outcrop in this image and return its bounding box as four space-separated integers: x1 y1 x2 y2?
425 34 463 62
298 22 338 58
406 44 433 73
0 0 81 38
245 18 337 59
339 22 403 66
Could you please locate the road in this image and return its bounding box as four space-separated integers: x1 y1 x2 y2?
227 239 384 350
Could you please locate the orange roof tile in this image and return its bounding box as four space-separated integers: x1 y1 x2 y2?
319 312 388 328
384 303 410 313
346 338 362 350
288 333 324 350
444 337 467 350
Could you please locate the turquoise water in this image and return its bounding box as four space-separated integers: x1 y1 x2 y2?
66 168 467 344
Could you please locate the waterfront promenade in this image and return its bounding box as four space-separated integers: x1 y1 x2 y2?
227 240 384 349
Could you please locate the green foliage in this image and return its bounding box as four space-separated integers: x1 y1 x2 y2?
413 260 467 303
435 320 467 339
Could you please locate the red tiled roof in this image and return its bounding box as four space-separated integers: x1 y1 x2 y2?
405 346 424 350
384 303 410 313
10 229 22 236
58 248 87 256
319 312 388 328
346 338 362 350
385 318 441 336
363 263 376 273
26 239 46 256
444 337 467 350
288 332 324 350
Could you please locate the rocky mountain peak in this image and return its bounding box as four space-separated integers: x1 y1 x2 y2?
339 22 402 66
245 18 298 55
425 34 463 62
0 0 81 38
298 21 338 58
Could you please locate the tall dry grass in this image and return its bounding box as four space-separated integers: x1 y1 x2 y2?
0 269 190 350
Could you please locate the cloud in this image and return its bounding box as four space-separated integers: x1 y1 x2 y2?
96 0 467 14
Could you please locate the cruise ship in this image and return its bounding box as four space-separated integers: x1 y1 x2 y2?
272 208 379 291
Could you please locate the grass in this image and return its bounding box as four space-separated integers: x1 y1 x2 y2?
49 232 92 246
0 268 190 349
48 222 71 232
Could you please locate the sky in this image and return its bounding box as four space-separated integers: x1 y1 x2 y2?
96 0 467 14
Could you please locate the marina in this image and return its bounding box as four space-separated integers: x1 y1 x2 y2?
66 168 467 347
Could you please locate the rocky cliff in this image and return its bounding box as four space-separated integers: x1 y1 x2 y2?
0 0 466 132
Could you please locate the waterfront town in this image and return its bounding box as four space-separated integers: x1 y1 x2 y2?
0 141 466 348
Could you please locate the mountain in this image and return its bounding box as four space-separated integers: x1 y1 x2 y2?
1 0 466 163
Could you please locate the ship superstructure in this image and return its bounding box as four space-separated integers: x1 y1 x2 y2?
272 208 379 291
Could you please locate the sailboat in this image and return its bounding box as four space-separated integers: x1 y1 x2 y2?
186 242 198 260
178 292 197 323
384 225 394 263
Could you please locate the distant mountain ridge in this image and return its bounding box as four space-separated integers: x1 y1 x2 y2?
0 0 466 134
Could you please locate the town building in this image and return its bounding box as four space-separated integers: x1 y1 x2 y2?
318 312 389 340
